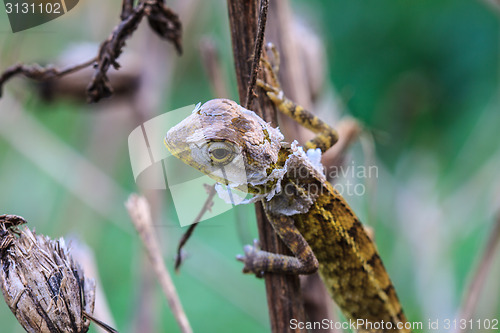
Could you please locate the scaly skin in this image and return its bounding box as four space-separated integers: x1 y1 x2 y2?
164 98 411 333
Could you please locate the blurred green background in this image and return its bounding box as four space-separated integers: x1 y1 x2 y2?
0 0 499 332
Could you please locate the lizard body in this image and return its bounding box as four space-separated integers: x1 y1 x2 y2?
164 98 410 332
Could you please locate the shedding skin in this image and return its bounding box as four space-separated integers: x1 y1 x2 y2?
165 98 411 333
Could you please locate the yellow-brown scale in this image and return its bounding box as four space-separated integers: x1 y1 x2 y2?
292 181 409 332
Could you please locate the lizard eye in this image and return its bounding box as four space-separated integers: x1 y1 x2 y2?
207 142 235 165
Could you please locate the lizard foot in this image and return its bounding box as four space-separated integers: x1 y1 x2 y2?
236 239 265 278
257 42 282 92
263 42 280 78
256 79 285 110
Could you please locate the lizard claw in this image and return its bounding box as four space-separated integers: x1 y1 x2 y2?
256 79 285 109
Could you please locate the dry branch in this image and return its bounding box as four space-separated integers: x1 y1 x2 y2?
0 58 97 98
174 184 217 271
0 0 182 103
126 194 193 333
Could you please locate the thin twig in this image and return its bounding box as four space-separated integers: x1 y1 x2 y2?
0 57 97 97
174 184 217 271
456 212 500 333
126 194 193 333
83 312 119 333
244 0 269 109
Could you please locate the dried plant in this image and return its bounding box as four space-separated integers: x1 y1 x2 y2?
0 214 117 333
0 0 182 102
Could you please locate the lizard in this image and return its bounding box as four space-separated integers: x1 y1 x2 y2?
163 69 411 333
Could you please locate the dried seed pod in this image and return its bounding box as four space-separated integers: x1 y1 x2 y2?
0 215 95 333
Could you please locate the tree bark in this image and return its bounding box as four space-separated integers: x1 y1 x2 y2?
227 1 307 332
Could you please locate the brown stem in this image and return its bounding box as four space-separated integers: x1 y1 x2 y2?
227 1 307 332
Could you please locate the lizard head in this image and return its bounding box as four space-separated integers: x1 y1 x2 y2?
164 99 285 195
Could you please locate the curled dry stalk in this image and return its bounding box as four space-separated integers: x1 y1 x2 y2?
0 0 182 102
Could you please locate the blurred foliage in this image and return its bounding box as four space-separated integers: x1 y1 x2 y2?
0 0 499 332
